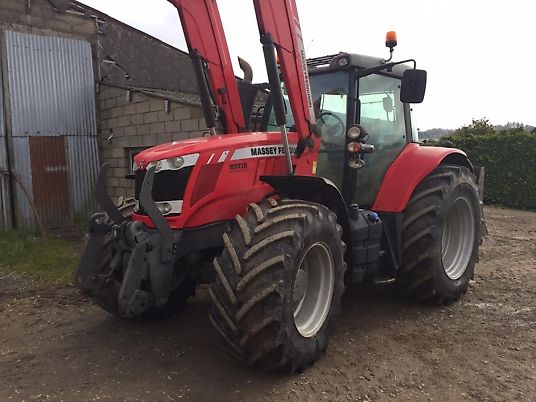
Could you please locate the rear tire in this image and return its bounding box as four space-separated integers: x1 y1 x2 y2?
397 165 481 304
89 197 195 319
209 199 346 372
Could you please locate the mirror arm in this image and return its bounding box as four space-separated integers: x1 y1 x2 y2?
400 59 417 70
357 59 417 78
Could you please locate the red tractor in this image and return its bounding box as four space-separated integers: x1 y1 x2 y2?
77 0 482 372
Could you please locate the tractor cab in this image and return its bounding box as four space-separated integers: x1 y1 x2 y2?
263 51 425 207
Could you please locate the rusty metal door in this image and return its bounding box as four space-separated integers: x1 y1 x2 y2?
29 136 71 228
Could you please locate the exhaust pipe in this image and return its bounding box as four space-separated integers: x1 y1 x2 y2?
238 56 253 82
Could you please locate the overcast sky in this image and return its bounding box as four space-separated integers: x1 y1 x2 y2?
80 0 534 130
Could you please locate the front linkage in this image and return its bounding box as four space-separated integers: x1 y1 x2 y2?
77 165 176 317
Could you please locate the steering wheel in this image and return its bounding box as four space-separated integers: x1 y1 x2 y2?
319 111 345 147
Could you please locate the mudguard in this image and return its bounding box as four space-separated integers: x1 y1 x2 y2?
372 143 472 213
261 175 353 269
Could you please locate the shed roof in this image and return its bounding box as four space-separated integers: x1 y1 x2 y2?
50 0 198 93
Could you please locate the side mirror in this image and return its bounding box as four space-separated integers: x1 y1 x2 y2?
400 69 427 104
382 96 393 113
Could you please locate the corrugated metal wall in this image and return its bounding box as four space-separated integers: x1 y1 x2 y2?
5 30 99 229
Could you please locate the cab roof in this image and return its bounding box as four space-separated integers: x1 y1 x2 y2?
307 52 411 77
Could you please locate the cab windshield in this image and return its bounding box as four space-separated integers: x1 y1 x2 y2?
266 71 349 189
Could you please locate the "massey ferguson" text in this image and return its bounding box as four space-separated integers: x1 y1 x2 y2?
250 146 296 157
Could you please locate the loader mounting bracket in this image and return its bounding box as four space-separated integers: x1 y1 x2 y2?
76 213 112 290
96 164 124 224
139 166 175 264
118 221 154 317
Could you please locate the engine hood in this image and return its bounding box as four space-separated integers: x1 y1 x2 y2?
134 131 299 170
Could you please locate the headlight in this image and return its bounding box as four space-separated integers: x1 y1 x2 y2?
347 125 361 140
348 158 365 169
151 156 185 172
336 56 350 67
156 203 172 214
173 156 184 169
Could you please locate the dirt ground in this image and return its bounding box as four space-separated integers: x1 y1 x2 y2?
1 206 535 401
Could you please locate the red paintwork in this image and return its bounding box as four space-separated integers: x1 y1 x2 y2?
133 132 319 229
168 0 245 132
372 143 468 213
253 0 316 139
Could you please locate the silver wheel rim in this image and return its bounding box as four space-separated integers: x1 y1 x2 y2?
293 242 335 338
441 195 475 280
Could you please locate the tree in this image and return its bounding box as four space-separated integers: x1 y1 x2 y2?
456 118 495 136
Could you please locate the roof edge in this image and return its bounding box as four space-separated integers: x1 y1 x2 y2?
70 0 190 58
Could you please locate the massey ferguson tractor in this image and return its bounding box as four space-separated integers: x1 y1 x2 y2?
77 0 482 372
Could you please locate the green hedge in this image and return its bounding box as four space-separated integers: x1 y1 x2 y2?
443 130 536 209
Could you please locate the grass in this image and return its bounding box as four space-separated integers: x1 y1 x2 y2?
0 231 81 284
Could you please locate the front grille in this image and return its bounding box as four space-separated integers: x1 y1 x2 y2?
135 167 193 213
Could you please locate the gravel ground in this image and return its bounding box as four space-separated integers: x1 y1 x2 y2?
1 206 535 401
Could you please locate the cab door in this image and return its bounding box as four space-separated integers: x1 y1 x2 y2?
354 73 410 206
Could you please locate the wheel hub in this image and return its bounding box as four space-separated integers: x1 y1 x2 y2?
441 195 475 280
293 242 335 338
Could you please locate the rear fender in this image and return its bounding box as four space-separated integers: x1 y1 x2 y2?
261 175 353 269
372 143 473 213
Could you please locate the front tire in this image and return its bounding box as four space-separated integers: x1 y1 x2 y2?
209 199 346 372
398 165 481 304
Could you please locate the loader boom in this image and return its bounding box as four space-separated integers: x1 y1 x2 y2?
170 0 316 141
253 0 316 140
168 0 246 133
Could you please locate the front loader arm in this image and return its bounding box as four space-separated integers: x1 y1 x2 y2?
168 0 246 133
252 0 316 140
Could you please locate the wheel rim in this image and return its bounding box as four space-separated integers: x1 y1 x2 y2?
293 242 335 338
441 195 475 280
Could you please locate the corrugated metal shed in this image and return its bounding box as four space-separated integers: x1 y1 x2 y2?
5 30 99 229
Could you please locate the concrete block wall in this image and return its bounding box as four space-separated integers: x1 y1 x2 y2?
97 85 207 198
